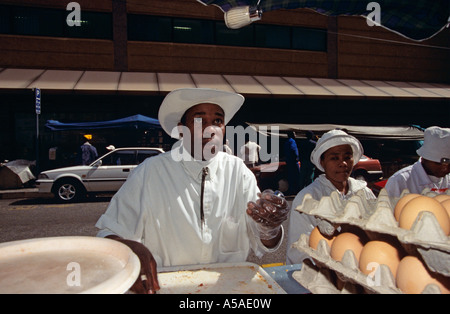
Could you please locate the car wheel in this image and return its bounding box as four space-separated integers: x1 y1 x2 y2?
53 179 85 202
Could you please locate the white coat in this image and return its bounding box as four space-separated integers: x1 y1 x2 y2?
96 145 281 269
286 174 376 264
385 159 450 197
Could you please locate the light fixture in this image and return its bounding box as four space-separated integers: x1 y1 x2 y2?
224 5 262 29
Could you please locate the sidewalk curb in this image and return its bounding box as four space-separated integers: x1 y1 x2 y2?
0 188 51 199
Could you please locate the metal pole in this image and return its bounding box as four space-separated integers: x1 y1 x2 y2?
36 113 39 175
35 88 41 175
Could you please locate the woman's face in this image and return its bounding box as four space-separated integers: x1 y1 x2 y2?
320 144 354 186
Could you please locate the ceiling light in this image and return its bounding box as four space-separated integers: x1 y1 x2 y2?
224 5 262 29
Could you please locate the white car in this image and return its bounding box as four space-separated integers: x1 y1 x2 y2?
36 147 164 202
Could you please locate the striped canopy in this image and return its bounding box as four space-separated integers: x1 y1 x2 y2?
197 0 450 41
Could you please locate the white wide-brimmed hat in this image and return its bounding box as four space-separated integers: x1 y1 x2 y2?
311 129 364 172
158 88 245 138
416 126 450 163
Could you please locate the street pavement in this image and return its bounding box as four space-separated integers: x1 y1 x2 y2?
0 189 293 266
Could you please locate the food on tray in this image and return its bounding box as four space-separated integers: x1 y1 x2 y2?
359 240 403 278
393 193 421 221
330 232 366 263
441 199 450 217
398 196 450 235
309 226 335 250
396 256 450 294
434 194 450 203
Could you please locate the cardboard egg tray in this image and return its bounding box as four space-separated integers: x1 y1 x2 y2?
291 188 450 294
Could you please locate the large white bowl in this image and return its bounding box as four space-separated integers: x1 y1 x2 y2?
0 236 140 294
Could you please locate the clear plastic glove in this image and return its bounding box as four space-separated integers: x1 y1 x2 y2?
247 190 290 240
317 219 339 237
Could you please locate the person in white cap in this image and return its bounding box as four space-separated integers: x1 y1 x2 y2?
95 88 289 294
286 129 376 264
385 126 450 197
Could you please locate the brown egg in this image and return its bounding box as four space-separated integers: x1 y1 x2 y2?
441 199 450 218
330 232 365 262
359 240 402 278
394 193 421 221
434 194 450 203
396 256 450 294
399 196 450 236
309 226 336 250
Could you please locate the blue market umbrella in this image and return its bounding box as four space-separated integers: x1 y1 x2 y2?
197 0 450 41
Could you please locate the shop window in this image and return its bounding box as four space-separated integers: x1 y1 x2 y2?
0 5 11 34
64 11 112 39
173 18 214 44
292 27 327 51
128 14 172 42
0 5 112 39
12 6 63 37
215 22 254 47
255 24 291 49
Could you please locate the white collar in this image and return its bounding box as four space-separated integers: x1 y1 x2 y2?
172 139 221 181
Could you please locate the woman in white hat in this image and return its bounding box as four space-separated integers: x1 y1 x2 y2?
96 88 289 293
385 126 450 197
286 129 376 264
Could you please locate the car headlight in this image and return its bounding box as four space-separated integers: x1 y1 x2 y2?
37 173 49 180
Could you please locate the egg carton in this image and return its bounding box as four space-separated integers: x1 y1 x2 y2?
292 234 444 294
295 188 450 276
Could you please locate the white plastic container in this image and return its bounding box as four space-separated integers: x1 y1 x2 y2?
0 236 140 294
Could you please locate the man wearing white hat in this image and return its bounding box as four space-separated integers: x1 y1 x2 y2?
385 126 450 197
286 129 376 264
95 88 289 294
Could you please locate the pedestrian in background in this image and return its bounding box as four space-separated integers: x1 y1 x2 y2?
78 134 98 165
298 130 317 189
284 131 300 195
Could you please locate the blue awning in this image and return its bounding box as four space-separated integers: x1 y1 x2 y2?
45 114 161 131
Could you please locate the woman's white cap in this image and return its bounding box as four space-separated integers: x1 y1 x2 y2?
158 88 245 139
311 129 364 172
416 126 450 163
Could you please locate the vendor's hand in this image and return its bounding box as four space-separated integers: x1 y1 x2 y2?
317 219 339 237
246 190 289 243
107 236 160 294
247 189 289 228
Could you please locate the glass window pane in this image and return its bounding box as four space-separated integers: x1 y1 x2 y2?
64 11 112 39
255 24 291 49
292 27 327 51
13 6 63 37
0 5 11 34
128 14 172 42
136 150 160 164
215 22 254 47
103 150 136 166
173 18 213 44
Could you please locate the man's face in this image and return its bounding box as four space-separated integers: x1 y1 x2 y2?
421 158 450 178
320 144 355 185
179 103 225 160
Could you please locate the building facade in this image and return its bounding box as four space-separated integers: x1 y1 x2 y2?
0 0 449 168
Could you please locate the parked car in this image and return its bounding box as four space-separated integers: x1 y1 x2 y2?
351 155 383 182
251 155 383 193
36 147 164 202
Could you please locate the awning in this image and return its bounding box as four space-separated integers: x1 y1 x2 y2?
0 68 449 99
247 123 425 140
45 114 161 131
